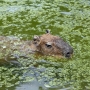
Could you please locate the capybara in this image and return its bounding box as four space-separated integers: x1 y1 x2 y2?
31 30 73 58
0 30 73 62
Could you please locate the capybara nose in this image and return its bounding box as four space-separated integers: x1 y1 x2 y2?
65 48 73 58
65 52 71 58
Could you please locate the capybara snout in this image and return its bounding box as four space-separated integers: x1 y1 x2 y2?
54 36 73 58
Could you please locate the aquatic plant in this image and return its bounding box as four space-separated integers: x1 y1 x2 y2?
0 0 90 90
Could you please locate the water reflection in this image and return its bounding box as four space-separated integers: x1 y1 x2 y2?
0 6 23 13
16 82 40 90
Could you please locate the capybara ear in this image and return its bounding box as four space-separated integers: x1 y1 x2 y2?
46 29 50 34
33 35 40 41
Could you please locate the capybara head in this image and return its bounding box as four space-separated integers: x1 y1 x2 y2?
31 30 73 58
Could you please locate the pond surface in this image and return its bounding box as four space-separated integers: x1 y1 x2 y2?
0 0 90 90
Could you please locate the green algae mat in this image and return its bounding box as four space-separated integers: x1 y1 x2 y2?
0 0 90 90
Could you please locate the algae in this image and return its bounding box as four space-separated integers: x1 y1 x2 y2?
0 0 90 90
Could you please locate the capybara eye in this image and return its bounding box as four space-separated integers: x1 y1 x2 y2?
45 43 52 48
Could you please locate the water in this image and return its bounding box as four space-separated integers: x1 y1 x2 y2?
0 0 90 90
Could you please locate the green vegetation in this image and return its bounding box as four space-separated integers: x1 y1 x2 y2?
0 0 90 90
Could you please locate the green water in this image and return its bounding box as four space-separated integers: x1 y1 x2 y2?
0 0 90 90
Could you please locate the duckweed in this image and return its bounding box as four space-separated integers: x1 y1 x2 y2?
0 0 90 90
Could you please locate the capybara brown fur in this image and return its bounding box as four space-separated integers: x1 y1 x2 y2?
0 30 73 62
32 30 73 58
